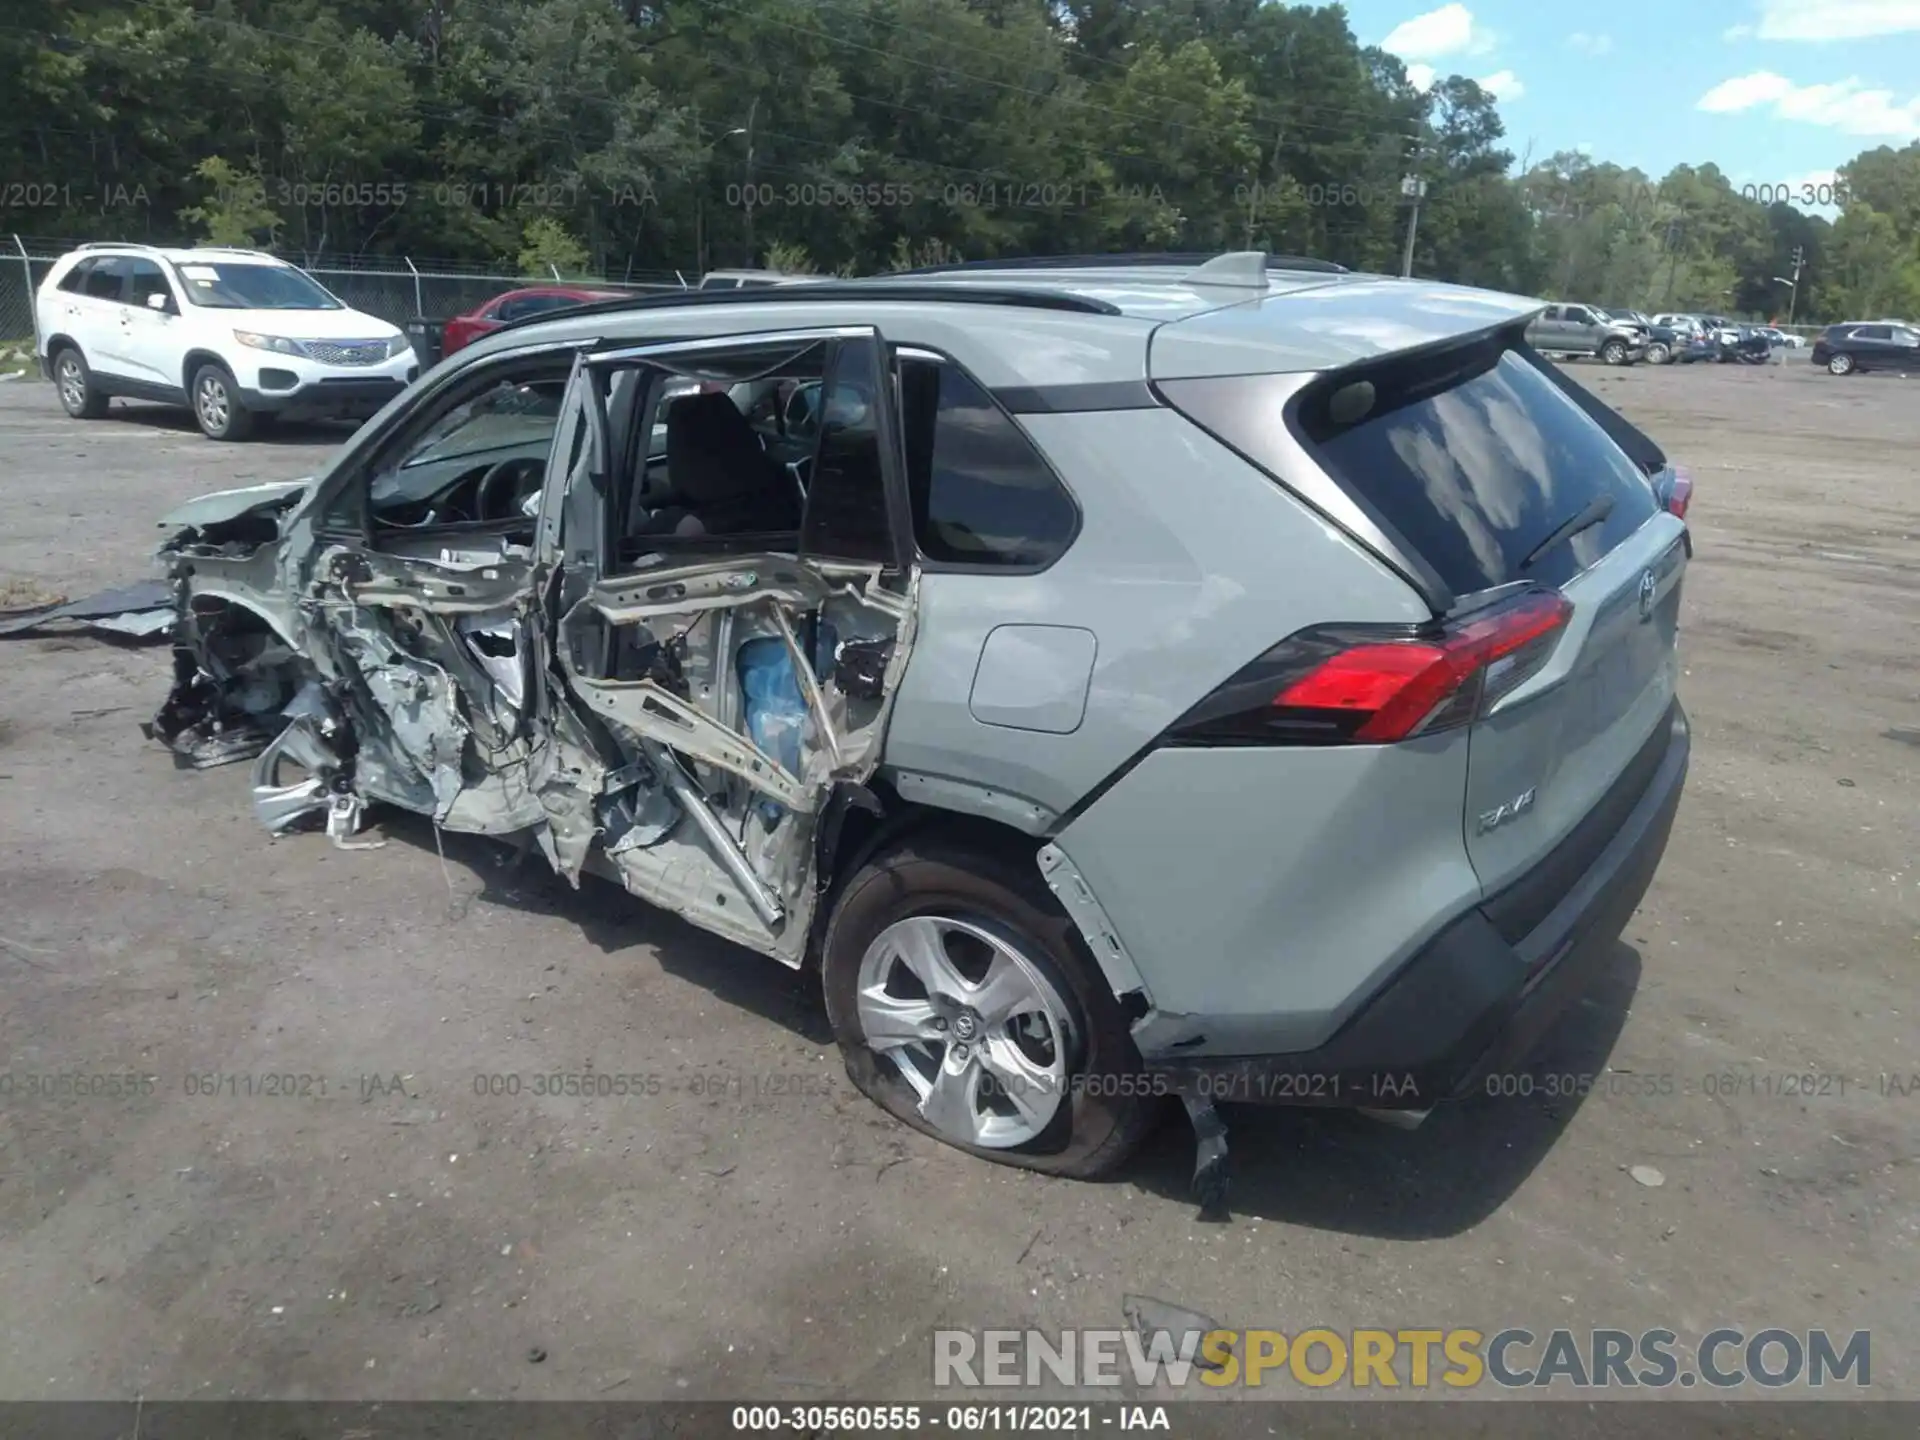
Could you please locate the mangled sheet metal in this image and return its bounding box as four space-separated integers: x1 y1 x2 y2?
145 483 917 966
0 580 175 642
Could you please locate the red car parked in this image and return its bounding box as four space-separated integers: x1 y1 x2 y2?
441 285 628 354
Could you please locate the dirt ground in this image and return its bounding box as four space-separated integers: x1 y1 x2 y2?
0 359 1914 1414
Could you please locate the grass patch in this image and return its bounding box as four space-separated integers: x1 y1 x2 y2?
0 340 40 378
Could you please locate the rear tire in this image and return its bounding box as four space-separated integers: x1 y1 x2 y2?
1827 353 1855 376
191 362 255 440
53 347 107 419
821 836 1162 1180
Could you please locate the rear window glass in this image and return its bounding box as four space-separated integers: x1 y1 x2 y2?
1162 341 1660 595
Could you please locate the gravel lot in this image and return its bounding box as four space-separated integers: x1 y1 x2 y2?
0 361 1914 1418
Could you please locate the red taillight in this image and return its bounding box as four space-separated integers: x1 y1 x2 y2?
1170 589 1573 747
1665 465 1693 520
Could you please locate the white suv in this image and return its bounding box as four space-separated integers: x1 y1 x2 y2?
35 243 416 440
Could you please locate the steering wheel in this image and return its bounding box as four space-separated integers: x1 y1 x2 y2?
475 458 542 521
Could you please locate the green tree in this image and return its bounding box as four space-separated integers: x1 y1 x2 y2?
517 216 590 277
179 156 283 245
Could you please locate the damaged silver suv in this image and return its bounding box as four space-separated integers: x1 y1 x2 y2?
150 252 1691 1205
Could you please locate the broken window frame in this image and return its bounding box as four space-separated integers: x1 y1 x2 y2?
314 346 588 546
574 325 916 578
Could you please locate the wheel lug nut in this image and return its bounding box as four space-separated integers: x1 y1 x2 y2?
932 1017 948 1031
951 1043 971 1063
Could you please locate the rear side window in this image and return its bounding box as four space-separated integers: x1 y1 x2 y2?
1161 340 1660 596
82 259 127 301
56 258 95 294
896 359 1078 568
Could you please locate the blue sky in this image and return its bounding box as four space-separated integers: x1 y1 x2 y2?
1342 0 1920 211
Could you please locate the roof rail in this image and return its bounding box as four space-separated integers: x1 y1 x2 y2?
489 281 1123 339
76 240 161 252
886 251 1349 277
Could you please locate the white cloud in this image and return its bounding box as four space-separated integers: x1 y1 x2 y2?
1406 62 1438 92
1724 23 1754 39
1699 71 1799 110
1757 0 1920 40
1381 4 1494 60
1477 70 1525 100
1698 70 1920 137
1566 32 1613 55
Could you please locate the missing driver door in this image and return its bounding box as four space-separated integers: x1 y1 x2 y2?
536 325 921 963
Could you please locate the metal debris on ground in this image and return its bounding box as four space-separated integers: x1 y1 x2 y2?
0 579 175 642
1122 1294 1229 1370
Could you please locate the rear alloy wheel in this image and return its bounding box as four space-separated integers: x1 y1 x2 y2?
1645 341 1670 365
1827 352 1855 376
191 363 256 440
1601 339 1629 365
54 347 108 419
822 838 1162 1179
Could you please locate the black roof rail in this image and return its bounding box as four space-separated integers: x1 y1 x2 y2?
488 281 1122 339
885 251 1350 277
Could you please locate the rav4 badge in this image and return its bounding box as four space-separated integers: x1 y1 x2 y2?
1477 787 1537 834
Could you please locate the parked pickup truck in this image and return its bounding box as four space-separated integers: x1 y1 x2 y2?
1525 302 1647 365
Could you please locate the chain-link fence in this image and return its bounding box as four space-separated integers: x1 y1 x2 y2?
0 234 689 368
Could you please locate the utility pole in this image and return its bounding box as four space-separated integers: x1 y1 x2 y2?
1399 131 1429 279
740 97 758 266
1399 175 1427 277
1243 126 1286 249
1786 243 1804 325
1659 215 1682 309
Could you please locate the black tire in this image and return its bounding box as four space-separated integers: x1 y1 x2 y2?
1646 341 1670 365
52 346 108 419
1601 338 1629 365
821 836 1163 1179
1827 352 1855 376
190 362 256 440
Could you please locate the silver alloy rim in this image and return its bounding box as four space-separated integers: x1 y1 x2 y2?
855 914 1077 1148
1830 355 1851 374
58 356 85 411
196 373 230 432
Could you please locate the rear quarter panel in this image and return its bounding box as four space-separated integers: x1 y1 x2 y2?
880 405 1428 824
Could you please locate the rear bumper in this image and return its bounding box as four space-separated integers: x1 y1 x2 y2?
1143 701 1690 1108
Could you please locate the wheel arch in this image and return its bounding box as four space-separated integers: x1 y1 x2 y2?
807 780 1050 966
182 348 236 391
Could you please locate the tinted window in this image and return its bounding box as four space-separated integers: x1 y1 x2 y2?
1856 325 1892 341
56 258 94 294
498 294 581 323
126 259 171 307
898 360 1077 567
1162 341 1661 596
800 341 896 564
82 258 127 301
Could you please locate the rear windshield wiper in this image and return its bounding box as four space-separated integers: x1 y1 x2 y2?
1519 493 1614 570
